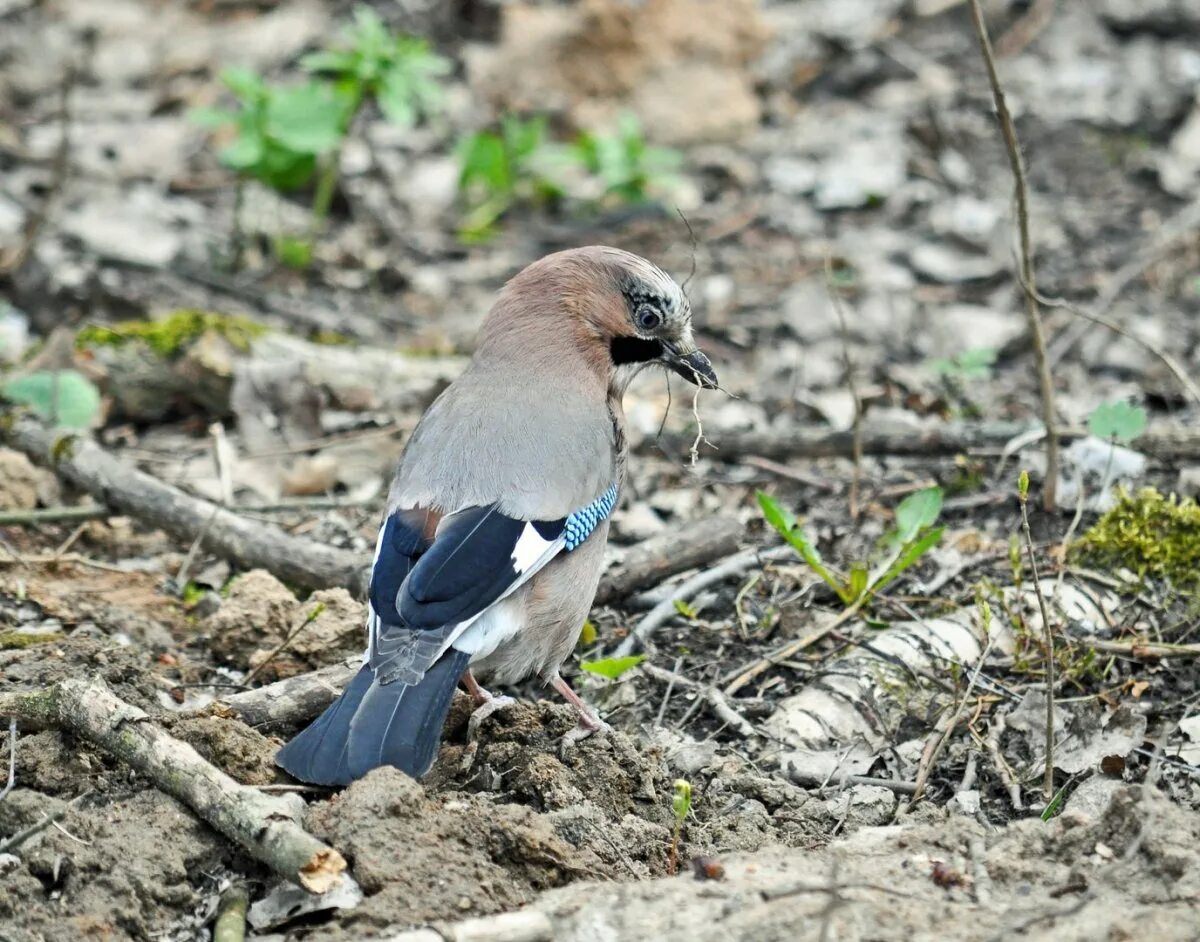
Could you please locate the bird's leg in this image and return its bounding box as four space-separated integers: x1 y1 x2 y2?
461 669 515 741
549 671 611 745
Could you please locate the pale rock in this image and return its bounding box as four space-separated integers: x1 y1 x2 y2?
763 156 818 196
917 304 1022 359
909 242 1004 284
1178 467 1200 497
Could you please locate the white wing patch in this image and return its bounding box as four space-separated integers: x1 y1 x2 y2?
511 522 558 572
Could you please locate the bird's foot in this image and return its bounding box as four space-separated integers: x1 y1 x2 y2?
467 694 517 742
549 671 611 753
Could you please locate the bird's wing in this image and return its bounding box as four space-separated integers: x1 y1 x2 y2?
366 486 615 685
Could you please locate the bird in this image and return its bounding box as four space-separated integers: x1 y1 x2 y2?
276 246 717 786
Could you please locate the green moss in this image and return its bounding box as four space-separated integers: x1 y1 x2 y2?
77 310 267 357
51 434 78 464
1072 488 1200 591
0 631 64 649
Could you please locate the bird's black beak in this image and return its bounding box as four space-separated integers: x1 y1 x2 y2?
661 339 718 389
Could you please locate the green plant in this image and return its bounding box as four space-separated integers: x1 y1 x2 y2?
457 114 564 241
192 6 448 265
191 68 352 193
2 370 101 429
1071 488 1200 593
301 6 448 127
667 778 692 875
1087 400 1147 443
456 112 684 241
579 654 646 680
571 112 682 205
929 347 997 381
758 487 944 607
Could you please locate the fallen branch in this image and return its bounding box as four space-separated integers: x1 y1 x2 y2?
3 417 367 596
0 677 348 893
384 910 553 942
218 657 361 729
613 545 794 657
0 497 374 528
653 420 1200 463
594 515 742 605
640 662 758 739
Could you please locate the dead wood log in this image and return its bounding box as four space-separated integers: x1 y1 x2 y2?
219 657 361 730
3 416 368 596
4 418 746 604
594 515 742 605
654 420 1200 463
0 677 349 894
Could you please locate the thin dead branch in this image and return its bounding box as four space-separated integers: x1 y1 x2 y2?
613 545 794 657
3 416 367 596
1017 476 1056 801
968 0 1060 512
825 255 864 520
594 516 742 605
640 662 758 738
0 677 349 893
215 657 361 730
655 420 1200 464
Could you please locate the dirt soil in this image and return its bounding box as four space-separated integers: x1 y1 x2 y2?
3 0 1200 938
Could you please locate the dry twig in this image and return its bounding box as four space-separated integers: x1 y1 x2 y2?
640 662 758 739
1017 473 1056 801
0 677 348 893
967 0 1060 511
613 545 794 657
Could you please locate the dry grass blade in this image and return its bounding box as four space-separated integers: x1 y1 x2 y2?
967 0 1060 512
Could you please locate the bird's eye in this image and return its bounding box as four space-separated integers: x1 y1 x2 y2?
637 306 662 332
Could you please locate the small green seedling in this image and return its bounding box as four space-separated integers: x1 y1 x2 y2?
456 112 684 241
758 487 944 607
579 654 646 680
571 112 682 205
191 68 352 193
301 5 449 127
929 347 997 381
2 370 101 429
193 6 448 265
1087 400 1147 444
457 114 564 241
668 778 693 875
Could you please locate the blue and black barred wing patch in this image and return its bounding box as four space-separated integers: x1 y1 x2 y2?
368 486 619 685
399 505 567 630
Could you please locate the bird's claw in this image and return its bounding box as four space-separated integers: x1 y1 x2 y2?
467 694 516 742
558 714 612 756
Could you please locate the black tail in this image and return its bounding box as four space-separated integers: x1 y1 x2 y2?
276 649 470 786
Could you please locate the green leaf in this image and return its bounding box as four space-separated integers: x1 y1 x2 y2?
892 487 943 546
955 347 997 379
2 370 101 429
578 621 598 646
757 492 851 603
220 67 265 101
301 50 358 76
1087 400 1147 443
218 131 265 170
872 526 944 595
1040 782 1068 821
188 107 238 129
579 654 646 680
673 599 698 619
273 235 313 270
847 565 869 604
265 83 348 155
672 779 693 820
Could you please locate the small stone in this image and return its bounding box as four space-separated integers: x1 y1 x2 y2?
908 243 1004 284
1178 467 1200 497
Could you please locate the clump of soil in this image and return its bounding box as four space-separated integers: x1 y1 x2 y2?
204 570 364 677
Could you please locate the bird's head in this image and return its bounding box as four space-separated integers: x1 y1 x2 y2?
483 246 718 394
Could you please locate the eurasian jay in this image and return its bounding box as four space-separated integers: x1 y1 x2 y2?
276 246 717 786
